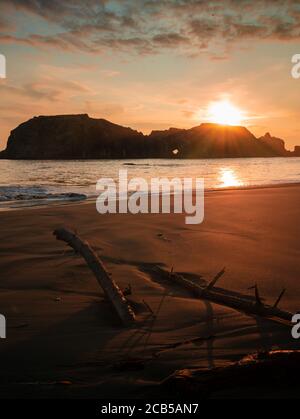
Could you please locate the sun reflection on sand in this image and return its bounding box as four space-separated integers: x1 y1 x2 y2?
219 168 244 188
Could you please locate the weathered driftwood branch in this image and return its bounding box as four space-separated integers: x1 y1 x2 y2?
53 228 135 327
162 350 300 398
254 283 263 305
152 266 293 326
249 284 263 305
273 288 286 308
206 267 225 289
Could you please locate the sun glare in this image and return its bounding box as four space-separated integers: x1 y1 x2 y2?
208 100 244 126
219 168 243 188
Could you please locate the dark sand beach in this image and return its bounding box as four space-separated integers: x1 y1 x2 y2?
0 184 299 398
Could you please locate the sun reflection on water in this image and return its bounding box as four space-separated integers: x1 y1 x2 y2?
219 168 243 188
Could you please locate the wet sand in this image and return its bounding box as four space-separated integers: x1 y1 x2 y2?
0 184 299 398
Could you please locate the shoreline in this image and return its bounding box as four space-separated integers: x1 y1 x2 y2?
1 180 300 212
1 155 300 160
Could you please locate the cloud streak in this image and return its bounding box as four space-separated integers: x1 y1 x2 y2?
1 0 300 57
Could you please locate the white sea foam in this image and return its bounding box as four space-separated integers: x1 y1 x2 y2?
0 185 86 208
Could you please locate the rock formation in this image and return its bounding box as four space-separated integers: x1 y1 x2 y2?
0 114 298 159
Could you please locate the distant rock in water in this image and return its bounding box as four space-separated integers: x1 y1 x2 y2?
0 114 297 159
258 132 290 156
0 114 144 159
293 145 300 156
147 123 288 158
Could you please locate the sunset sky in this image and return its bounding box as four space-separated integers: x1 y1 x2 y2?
1 0 300 150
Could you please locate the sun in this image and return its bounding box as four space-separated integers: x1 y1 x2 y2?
207 100 244 126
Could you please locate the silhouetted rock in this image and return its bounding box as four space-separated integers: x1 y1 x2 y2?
293 146 300 156
0 114 297 159
1 114 144 159
259 132 290 156
149 123 280 158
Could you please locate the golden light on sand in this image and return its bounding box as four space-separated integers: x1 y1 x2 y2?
219 168 243 188
208 100 244 126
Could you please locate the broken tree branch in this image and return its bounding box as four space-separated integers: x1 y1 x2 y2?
206 267 226 289
273 288 286 308
162 350 300 398
53 228 135 327
253 284 263 306
152 266 293 326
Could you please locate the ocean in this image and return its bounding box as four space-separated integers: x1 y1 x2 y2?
0 157 300 210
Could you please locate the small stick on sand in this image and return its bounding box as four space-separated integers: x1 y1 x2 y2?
53 228 136 327
255 284 263 306
273 288 286 308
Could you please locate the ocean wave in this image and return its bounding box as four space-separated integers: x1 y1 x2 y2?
123 163 151 166
122 162 184 167
0 186 87 202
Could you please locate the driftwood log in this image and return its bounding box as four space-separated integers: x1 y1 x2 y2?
53 228 135 327
151 266 293 326
162 350 300 398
